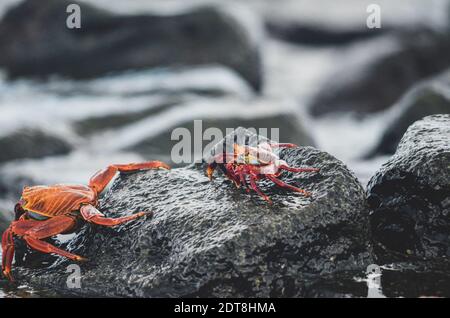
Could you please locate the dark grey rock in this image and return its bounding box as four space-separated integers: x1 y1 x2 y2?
266 21 389 46
309 30 450 117
379 265 450 298
74 98 184 136
0 0 262 92
13 128 371 297
0 129 72 163
367 115 450 265
0 205 12 233
366 70 450 158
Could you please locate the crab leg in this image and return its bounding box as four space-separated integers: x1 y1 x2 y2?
22 215 84 260
279 165 320 173
206 151 238 181
247 168 272 204
236 166 250 192
2 226 15 281
266 174 312 197
2 216 42 281
2 215 82 280
224 163 241 188
80 204 150 227
89 161 170 194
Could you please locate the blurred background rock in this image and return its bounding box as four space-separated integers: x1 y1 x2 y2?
0 0 449 229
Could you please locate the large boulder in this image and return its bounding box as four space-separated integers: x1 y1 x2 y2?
367 115 450 265
309 30 450 117
366 70 450 158
12 128 371 297
0 128 72 163
0 0 262 92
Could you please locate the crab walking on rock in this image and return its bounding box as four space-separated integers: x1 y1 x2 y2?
206 142 319 204
1 161 170 281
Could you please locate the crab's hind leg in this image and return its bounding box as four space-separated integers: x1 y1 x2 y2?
22 215 85 262
266 174 312 197
80 204 150 227
89 161 170 194
2 226 15 281
279 165 319 173
2 217 42 281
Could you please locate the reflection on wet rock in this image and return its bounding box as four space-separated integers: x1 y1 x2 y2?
0 129 72 163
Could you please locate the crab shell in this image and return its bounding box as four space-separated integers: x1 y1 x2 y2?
17 185 97 219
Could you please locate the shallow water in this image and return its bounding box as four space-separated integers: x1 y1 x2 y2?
0 0 449 297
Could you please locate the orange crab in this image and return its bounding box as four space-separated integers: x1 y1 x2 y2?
1 161 170 281
206 142 319 204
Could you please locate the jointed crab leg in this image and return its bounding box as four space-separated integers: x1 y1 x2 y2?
266 175 312 197
279 165 320 173
224 163 241 187
23 216 84 261
2 216 41 280
247 168 272 204
232 164 248 191
2 215 84 280
89 161 170 194
80 204 150 227
2 227 14 281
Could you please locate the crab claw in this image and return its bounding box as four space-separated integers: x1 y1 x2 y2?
268 143 299 148
206 163 216 181
155 161 171 170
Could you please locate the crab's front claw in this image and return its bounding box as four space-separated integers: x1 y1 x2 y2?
154 161 171 170
206 163 216 181
269 143 299 148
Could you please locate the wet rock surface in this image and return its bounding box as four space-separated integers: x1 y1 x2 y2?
309 30 450 117
366 70 450 158
13 129 371 297
0 129 72 163
379 264 450 298
367 115 450 265
0 0 262 91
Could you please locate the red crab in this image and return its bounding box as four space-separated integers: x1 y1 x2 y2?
206 142 319 204
1 161 170 281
